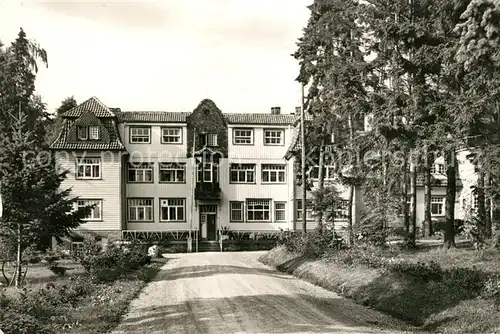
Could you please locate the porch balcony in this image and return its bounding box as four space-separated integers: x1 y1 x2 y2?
195 182 221 200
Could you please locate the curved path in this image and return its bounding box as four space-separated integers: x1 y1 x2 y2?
112 251 414 334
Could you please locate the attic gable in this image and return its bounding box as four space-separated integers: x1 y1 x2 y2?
62 96 115 118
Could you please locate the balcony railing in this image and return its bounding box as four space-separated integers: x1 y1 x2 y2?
195 182 221 200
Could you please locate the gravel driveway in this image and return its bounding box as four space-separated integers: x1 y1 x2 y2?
111 251 413 334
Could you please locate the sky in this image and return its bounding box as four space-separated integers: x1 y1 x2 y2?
0 0 311 115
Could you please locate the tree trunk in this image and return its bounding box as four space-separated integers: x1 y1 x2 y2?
493 199 500 248
485 171 492 238
409 157 417 244
444 150 457 248
477 169 487 238
347 183 354 246
15 221 22 287
402 155 410 237
316 139 325 233
424 150 433 236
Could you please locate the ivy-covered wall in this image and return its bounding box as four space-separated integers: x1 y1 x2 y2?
186 99 228 157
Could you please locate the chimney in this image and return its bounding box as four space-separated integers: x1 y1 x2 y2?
271 106 281 115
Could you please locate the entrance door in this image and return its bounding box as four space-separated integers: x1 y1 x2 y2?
206 214 216 241
200 205 217 241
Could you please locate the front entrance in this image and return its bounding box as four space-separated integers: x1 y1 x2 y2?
200 205 217 241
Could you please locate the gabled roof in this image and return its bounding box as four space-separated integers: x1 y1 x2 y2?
114 111 297 125
62 97 115 118
285 126 301 160
115 111 190 123
224 113 295 125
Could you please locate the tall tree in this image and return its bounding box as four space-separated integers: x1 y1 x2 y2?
46 96 77 145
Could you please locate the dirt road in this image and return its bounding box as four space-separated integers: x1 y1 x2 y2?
112 251 412 334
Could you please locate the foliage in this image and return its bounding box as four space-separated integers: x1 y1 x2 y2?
280 227 346 258
79 243 151 282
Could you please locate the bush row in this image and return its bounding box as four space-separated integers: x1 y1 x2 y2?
279 228 500 299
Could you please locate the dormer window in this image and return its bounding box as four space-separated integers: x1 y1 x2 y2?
89 126 99 140
77 126 99 141
77 126 88 140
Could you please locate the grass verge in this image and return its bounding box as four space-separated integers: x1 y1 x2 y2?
259 246 500 333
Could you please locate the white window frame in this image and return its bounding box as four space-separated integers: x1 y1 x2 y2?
197 162 218 183
159 162 186 183
334 200 349 220
274 202 286 221
89 126 99 140
160 198 186 222
76 157 101 179
162 127 182 144
130 127 151 143
264 129 284 146
246 199 271 222
128 163 153 183
77 199 102 221
77 126 88 140
128 198 153 222
430 163 445 174
431 196 445 216
296 199 314 221
230 201 244 222
207 133 218 147
230 164 255 183
262 164 286 183
309 165 336 180
233 128 254 145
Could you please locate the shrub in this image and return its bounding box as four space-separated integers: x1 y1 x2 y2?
433 218 464 234
80 242 151 282
0 312 48 334
48 265 67 277
281 228 346 258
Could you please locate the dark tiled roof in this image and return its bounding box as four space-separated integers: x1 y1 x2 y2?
115 111 297 125
285 127 301 159
224 113 295 125
62 97 115 118
50 118 125 151
116 111 190 123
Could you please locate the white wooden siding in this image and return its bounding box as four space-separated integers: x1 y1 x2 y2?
56 151 122 231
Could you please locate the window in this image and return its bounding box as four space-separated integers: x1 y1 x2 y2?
128 163 153 183
262 165 286 183
208 134 218 146
197 162 218 182
159 162 185 183
264 129 284 145
275 202 286 221
334 200 349 220
230 164 255 183
230 201 244 222
431 196 445 216
296 200 314 221
309 165 336 180
128 199 153 221
130 127 150 143
77 199 102 221
160 198 185 221
77 126 88 140
76 158 100 179
198 133 207 146
233 128 253 144
89 126 99 140
246 199 271 221
162 127 182 143
430 163 445 174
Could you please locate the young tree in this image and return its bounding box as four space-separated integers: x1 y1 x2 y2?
0 112 90 287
